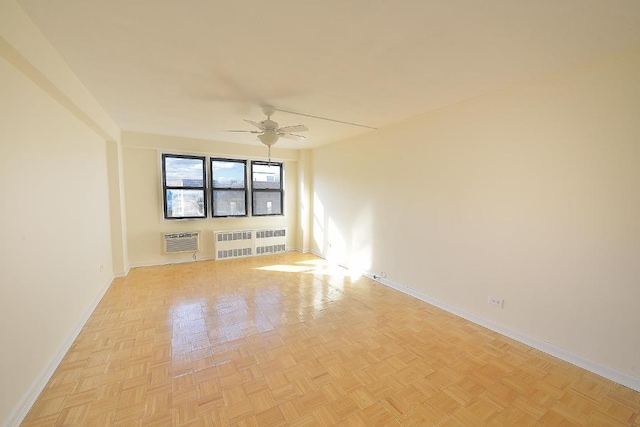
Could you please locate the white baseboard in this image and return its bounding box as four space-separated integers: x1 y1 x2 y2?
128 254 217 269
113 267 130 278
4 276 114 427
129 250 315 270
309 250 323 258
363 273 640 393
291 248 310 254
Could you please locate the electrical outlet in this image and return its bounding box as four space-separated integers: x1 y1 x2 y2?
373 271 387 280
488 295 503 308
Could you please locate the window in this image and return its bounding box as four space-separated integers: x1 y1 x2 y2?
251 161 283 216
162 154 206 219
161 154 286 219
211 158 247 217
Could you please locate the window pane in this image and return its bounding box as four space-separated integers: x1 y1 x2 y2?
252 164 281 189
212 160 245 189
166 189 205 218
165 157 204 187
253 192 282 215
213 190 246 216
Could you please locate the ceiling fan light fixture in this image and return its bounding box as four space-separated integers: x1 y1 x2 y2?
258 131 279 146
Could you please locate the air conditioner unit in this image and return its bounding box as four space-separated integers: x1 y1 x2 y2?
162 231 200 254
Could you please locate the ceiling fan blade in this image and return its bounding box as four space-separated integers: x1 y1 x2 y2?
244 119 266 130
277 124 308 133
279 133 307 141
223 129 261 133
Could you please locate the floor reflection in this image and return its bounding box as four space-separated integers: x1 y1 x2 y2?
166 254 360 364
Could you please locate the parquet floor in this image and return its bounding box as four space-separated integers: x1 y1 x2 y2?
21 252 640 426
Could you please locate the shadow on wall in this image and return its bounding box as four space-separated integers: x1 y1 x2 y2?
312 191 374 274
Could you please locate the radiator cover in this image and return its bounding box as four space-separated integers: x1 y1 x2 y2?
214 228 286 260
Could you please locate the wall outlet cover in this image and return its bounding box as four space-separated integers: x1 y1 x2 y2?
488 295 504 308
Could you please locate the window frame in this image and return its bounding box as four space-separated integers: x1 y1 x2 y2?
250 161 284 217
210 157 248 218
161 153 207 220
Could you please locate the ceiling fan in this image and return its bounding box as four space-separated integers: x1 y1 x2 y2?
225 105 309 161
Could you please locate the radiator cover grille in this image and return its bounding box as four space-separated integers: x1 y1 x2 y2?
216 231 253 242
256 244 286 255
218 248 253 259
214 228 286 260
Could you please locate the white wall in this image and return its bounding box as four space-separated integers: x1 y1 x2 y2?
296 149 313 253
0 57 114 424
106 141 129 276
0 2 122 425
122 132 300 266
311 51 640 382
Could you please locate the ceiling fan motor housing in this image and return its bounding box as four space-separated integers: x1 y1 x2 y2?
260 118 278 130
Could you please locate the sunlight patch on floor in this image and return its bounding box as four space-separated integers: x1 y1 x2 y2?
255 264 316 273
255 259 362 280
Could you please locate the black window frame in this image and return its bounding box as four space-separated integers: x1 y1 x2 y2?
162 153 207 220
210 157 248 218
251 161 284 216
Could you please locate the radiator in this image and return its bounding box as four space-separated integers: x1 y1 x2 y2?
162 231 200 254
214 228 286 260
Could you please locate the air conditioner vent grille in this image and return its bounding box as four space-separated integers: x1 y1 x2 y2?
162 232 200 254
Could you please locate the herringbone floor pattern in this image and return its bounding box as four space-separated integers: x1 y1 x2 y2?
21 252 640 426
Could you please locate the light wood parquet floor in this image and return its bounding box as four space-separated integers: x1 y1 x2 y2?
21 252 640 426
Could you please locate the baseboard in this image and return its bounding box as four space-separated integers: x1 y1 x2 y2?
113 266 130 278
128 254 217 269
291 248 311 254
309 249 324 258
128 250 315 270
4 275 115 427
362 273 640 393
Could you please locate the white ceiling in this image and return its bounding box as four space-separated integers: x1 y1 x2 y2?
18 0 640 148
